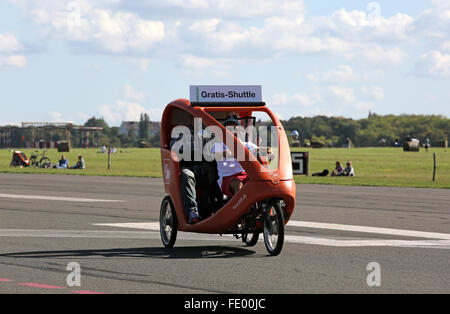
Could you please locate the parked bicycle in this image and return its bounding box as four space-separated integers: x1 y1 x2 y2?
29 150 52 168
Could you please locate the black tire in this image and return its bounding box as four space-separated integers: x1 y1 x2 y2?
30 157 37 168
39 157 51 168
160 196 178 248
242 232 259 247
263 200 285 256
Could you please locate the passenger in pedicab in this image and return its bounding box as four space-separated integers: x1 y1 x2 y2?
170 116 201 224
173 112 275 224
211 112 274 197
170 115 222 224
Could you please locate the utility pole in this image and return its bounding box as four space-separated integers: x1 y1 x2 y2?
432 153 436 182
108 146 111 170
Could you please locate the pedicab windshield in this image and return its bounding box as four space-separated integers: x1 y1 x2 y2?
202 110 280 171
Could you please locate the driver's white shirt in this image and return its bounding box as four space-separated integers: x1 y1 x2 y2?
211 142 258 188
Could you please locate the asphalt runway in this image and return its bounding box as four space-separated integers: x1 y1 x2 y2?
0 173 449 294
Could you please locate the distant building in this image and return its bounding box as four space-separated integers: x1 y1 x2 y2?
150 121 161 134
118 121 139 136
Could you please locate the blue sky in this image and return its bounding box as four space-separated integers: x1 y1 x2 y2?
0 0 449 126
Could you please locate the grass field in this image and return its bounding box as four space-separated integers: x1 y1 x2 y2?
0 148 162 178
291 147 449 189
1 147 449 189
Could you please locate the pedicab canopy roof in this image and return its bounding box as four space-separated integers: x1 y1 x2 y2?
189 85 265 107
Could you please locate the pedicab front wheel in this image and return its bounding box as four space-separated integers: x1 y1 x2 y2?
160 196 178 248
263 200 285 256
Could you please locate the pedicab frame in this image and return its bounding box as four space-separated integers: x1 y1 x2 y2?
159 98 296 255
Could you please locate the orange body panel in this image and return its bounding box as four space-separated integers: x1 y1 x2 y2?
160 99 296 234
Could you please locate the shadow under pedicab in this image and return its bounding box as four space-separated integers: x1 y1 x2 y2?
0 246 256 260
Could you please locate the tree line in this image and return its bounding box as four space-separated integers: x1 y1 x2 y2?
87 113 449 148
281 114 449 147
1 113 448 149
84 114 160 148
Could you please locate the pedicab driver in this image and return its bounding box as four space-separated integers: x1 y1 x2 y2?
212 113 273 197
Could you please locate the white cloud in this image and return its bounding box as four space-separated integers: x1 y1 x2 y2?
307 65 367 83
76 112 90 123
0 54 27 67
0 33 23 53
179 54 215 69
353 101 375 111
8 0 425 70
291 94 316 107
442 41 450 52
98 84 161 125
99 100 146 124
270 89 320 108
430 0 450 9
49 111 64 122
362 86 384 101
169 7 414 65
11 0 165 54
121 0 306 20
326 9 414 43
184 19 252 54
415 50 450 78
0 33 26 68
123 57 150 71
323 65 359 82
350 45 407 66
329 86 355 104
124 84 145 101
177 55 232 77
48 111 76 123
305 73 319 83
411 3 450 40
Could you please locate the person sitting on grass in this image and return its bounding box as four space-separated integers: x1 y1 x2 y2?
312 169 329 177
57 155 69 169
331 161 344 176
70 155 85 169
342 161 355 176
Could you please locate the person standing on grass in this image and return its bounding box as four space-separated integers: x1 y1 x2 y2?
425 137 430 152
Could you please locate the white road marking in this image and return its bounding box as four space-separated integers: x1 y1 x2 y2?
0 229 235 242
0 229 155 239
89 220 450 249
94 221 450 240
94 222 160 230
0 229 449 249
286 221 450 240
0 193 124 203
284 236 450 248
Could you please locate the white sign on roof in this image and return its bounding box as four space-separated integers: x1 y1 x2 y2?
190 85 262 103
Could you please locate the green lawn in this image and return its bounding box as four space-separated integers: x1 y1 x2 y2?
0 148 162 178
1 147 449 188
292 147 450 188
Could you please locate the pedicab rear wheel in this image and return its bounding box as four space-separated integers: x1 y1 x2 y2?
242 232 259 247
263 200 285 256
160 196 178 248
